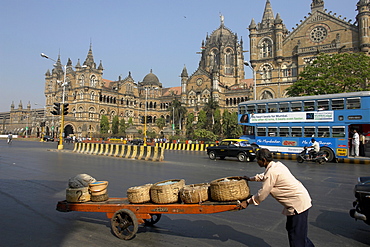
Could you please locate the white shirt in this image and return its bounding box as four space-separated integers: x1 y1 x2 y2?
353 132 360 145
248 161 312 216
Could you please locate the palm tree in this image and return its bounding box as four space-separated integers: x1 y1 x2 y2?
203 98 219 131
170 99 187 131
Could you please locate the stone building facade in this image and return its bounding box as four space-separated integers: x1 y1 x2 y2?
248 0 370 100
1 0 368 138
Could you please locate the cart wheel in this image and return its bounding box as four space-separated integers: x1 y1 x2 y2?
111 209 138 240
144 214 162 226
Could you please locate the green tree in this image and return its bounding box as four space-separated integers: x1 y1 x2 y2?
156 117 166 131
193 129 218 141
287 52 370 97
203 99 219 131
119 118 126 134
112 115 119 135
222 110 241 138
196 110 207 130
100 115 110 134
170 99 187 130
213 108 222 134
186 113 195 139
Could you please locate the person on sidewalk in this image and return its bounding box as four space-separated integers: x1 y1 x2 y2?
244 148 314 247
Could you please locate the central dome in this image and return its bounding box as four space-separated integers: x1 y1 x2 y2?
142 69 162 87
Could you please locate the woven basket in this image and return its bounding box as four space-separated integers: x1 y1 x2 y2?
180 183 210 204
127 184 153 204
210 177 250 202
150 179 185 204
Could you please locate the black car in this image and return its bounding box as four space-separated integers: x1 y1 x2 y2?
43 135 54 142
206 139 259 162
350 176 370 225
130 139 144 145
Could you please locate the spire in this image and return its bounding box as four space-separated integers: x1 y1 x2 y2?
75 59 81 69
98 60 104 70
83 43 96 69
262 0 274 23
274 13 283 24
249 18 257 29
181 65 188 77
311 0 324 12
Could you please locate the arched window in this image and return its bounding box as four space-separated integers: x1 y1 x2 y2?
224 48 234 75
89 107 95 120
260 64 273 83
260 39 272 58
79 75 85 86
90 92 95 101
261 90 273 100
90 75 96 87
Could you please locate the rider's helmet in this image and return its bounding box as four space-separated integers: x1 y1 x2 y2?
311 138 315 143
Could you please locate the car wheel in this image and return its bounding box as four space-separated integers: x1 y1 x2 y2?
237 153 246 162
209 151 217 160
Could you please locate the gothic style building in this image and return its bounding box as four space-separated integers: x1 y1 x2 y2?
248 0 370 100
2 0 369 138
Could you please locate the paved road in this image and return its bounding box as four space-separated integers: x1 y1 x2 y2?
0 140 369 246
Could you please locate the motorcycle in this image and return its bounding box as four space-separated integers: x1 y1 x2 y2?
297 146 327 164
349 176 370 225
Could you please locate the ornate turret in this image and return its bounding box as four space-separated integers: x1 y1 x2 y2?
259 0 275 29
83 44 96 69
181 65 188 94
357 0 370 52
311 0 324 12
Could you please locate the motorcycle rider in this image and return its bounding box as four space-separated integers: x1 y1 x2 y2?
308 138 320 159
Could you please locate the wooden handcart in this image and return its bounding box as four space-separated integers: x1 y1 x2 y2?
56 197 248 240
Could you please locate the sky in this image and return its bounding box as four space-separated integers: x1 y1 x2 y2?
0 0 357 112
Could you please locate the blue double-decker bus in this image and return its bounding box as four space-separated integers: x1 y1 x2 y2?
238 91 370 161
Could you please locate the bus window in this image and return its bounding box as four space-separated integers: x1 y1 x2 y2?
318 126 330 137
291 101 302 112
243 126 255 135
258 104 266 113
279 102 289 112
332 98 344 110
268 127 277 137
268 103 278 112
279 127 289 137
239 106 246 115
257 127 266 136
304 126 315 137
304 101 315 111
292 127 302 137
247 104 255 114
332 126 345 137
318 100 329 110
347 97 361 109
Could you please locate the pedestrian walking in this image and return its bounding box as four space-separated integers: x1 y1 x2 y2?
243 148 314 247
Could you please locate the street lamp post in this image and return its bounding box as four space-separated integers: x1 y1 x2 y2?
144 88 148 146
244 61 257 100
40 53 67 150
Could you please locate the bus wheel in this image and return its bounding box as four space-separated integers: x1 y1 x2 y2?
320 147 335 162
